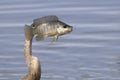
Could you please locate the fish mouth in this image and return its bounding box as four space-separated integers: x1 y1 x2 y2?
71 26 73 31
66 27 73 34
69 26 73 32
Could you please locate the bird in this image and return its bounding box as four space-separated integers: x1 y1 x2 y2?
21 25 41 80
21 15 73 80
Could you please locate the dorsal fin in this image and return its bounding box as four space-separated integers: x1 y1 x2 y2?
32 15 59 28
34 15 58 24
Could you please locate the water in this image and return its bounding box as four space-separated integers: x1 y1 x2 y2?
0 0 120 80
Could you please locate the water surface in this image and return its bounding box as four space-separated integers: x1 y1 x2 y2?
0 0 120 80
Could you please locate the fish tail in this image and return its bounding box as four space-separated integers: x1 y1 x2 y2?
24 25 33 40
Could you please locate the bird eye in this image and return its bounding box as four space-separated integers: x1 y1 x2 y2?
63 25 67 28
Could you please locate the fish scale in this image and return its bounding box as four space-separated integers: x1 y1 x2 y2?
31 15 73 42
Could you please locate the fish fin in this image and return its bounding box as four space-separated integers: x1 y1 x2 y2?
32 15 58 28
51 35 58 42
34 15 58 23
36 34 47 41
24 25 33 40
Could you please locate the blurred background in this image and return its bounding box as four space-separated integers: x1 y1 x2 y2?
0 0 120 80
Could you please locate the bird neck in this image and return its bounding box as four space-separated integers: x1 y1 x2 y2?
24 25 33 67
23 25 41 80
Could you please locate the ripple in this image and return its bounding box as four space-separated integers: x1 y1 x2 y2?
92 11 120 14
0 0 120 80
0 23 24 27
0 2 81 9
0 6 117 14
73 23 120 28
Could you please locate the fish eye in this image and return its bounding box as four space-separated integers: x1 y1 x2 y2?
63 25 67 28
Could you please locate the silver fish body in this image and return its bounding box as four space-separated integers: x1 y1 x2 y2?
31 15 72 42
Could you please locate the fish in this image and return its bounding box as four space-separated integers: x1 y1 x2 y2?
31 15 73 42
